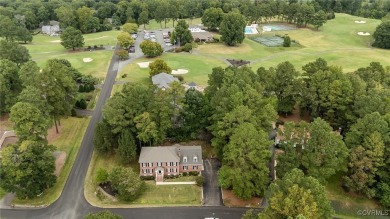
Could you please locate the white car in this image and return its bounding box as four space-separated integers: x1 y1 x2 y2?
151 38 157 42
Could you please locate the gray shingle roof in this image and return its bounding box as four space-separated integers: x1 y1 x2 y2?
151 73 178 89
188 82 197 87
138 145 203 165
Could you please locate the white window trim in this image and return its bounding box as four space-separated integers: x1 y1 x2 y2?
183 156 187 163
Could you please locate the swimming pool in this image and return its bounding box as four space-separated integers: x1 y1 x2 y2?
245 26 258 34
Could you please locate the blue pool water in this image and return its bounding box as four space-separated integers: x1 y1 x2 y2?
245 27 253 34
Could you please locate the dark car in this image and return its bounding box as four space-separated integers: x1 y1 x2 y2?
128 46 135 53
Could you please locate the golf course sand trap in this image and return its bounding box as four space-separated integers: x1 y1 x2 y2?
137 62 151 68
50 40 62 43
171 69 189 74
357 32 370 36
355 21 367 24
83 58 93 62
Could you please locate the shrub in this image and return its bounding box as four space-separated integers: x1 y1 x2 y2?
212 37 220 42
283 35 291 47
76 98 87 109
93 45 98 49
121 73 128 78
71 108 77 117
183 43 193 52
196 176 204 187
182 172 188 177
78 84 85 92
174 75 184 82
189 171 199 176
140 175 155 180
116 49 129 60
174 47 182 53
95 168 109 184
194 38 200 43
110 167 145 201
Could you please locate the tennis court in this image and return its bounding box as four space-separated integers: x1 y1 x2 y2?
250 36 286 47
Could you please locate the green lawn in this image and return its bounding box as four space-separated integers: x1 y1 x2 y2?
117 52 227 87
84 152 201 207
24 30 119 79
0 187 7 199
165 176 197 182
326 172 384 219
12 117 90 206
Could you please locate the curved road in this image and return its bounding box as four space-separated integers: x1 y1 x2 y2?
0 48 246 219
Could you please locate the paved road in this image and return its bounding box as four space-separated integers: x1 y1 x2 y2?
0 43 247 219
203 159 223 206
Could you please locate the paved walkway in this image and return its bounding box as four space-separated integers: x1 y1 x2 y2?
156 182 196 185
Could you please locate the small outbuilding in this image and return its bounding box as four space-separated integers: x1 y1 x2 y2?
152 73 179 90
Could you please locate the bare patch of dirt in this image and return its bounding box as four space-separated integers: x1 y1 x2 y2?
278 107 311 124
0 114 13 131
222 189 261 207
53 151 67 177
47 124 62 144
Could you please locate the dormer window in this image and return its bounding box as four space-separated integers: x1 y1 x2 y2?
193 156 198 163
183 156 187 163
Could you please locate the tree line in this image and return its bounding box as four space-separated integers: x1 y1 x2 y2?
0 40 98 199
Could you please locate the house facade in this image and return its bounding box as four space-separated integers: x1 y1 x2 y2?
138 145 203 181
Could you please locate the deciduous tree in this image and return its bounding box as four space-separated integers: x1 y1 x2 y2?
118 129 137 163
60 27 85 51
0 40 31 66
219 12 246 46
149 59 171 76
109 167 145 201
134 112 158 146
0 140 56 199
0 59 21 114
174 19 193 46
373 21 390 49
117 32 134 49
201 7 224 30
218 122 271 199
140 40 163 57
259 169 333 219
122 23 138 33
93 121 117 154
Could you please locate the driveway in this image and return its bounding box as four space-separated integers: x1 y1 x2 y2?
202 158 223 206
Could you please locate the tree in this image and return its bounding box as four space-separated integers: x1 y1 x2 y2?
181 89 210 139
19 61 40 87
274 61 299 115
0 59 21 114
174 20 193 46
0 40 31 66
18 86 51 115
118 129 137 164
15 26 33 44
310 10 327 30
93 121 117 154
201 7 224 30
95 168 109 184
84 211 123 219
77 6 96 34
36 59 78 133
117 32 134 49
0 16 18 41
276 118 349 183
109 167 145 201
259 169 333 219
219 12 246 46
0 140 56 199
218 122 272 200
55 6 77 29
149 89 173 143
138 10 149 28
283 35 291 47
134 112 158 146
116 49 129 60
122 23 138 34
140 40 163 57
373 21 390 49
10 102 51 141
149 59 172 76
60 27 85 51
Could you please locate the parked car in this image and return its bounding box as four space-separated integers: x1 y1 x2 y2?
128 46 135 53
131 34 137 39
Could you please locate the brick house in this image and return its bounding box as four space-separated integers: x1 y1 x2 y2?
138 144 203 182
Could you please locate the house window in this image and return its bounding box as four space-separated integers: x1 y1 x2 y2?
149 169 153 173
158 162 162 167
149 162 153 167
167 162 170 166
193 166 198 170
143 169 147 173
142 163 145 167
183 156 187 163
173 162 177 166
193 156 198 163
174 168 177 173
183 166 188 170
167 168 170 173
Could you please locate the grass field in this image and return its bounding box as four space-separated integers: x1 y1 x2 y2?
326 172 386 219
84 152 201 207
12 117 90 206
24 30 119 79
117 52 227 87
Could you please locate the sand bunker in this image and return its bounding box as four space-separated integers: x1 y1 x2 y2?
355 21 366 24
357 32 370 36
50 40 62 43
137 62 151 68
171 69 189 74
83 58 93 62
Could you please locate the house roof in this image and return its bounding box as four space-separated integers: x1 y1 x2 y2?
188 82 197 87
151 73 178 89
138 144 203 165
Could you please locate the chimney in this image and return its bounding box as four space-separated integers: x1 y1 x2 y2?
178 148 181 157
